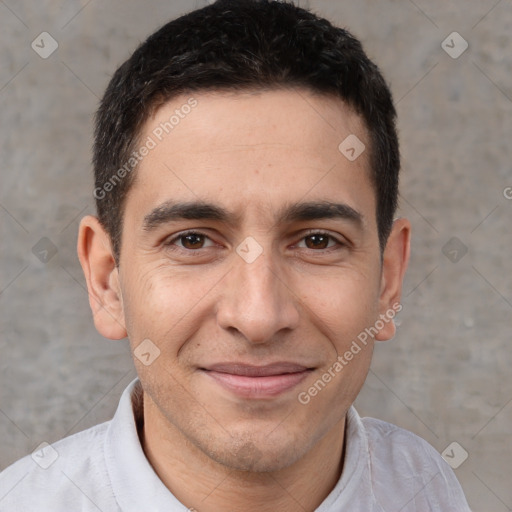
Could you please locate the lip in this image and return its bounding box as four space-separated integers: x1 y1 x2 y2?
199 362 314 399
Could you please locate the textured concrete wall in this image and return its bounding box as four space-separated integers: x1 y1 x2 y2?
1 1 511 510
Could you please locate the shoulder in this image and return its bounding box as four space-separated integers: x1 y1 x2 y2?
362 416 441 467
360 415 471 511
0 421 118 512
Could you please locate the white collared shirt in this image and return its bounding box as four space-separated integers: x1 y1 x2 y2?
0 379 471 511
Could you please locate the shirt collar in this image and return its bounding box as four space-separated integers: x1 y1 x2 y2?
104 379 188 511
316 405 375 510
104 378 373 511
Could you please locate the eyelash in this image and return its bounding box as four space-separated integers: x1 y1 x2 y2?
164 229 346 253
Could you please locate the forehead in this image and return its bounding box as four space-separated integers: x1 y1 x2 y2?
127 89 374 224
141 88 368 155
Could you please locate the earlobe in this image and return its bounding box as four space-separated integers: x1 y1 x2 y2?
375 217 411 342
77 215 127 340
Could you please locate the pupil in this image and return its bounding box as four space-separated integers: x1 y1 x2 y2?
183 234 203 249
307 235 328 249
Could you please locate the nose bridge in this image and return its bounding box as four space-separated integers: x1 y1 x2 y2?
239 252 279 306
217 247 299 343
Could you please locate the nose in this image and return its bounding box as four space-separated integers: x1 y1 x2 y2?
216 250 300 344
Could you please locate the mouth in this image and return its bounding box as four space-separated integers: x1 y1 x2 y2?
199 362 314 398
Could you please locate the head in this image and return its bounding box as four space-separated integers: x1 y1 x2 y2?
92 0 400 262
79 0 410 473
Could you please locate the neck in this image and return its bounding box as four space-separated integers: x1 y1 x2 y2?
140 394 346 512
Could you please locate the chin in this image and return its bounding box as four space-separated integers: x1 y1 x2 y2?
200 430 308 473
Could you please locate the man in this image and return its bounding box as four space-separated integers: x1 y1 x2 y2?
0 1 471 510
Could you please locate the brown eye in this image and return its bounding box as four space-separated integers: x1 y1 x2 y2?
180 233 206 249
166 231 215 250
304 234 332 249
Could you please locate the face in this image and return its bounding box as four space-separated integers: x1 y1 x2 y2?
80 88 409 473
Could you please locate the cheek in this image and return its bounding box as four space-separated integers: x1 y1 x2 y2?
298 272 380 409
297 266 381 347
120 263 217 350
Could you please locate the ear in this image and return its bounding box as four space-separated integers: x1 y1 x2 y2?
77 215 127 340
375 217 411 342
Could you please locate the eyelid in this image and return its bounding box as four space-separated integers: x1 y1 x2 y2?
292 229 348 249
163 228 348 252
164 229 216 249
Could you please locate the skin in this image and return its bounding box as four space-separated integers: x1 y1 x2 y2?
78 89 410 512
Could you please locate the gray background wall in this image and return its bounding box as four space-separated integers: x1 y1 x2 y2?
1 1 511 510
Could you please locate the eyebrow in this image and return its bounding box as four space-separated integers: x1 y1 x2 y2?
142 200 363 231
279 201 363 226
142 201 237 231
